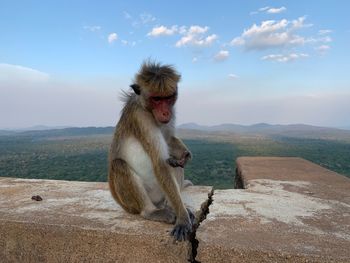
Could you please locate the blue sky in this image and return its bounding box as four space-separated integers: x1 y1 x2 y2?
1 1 349 128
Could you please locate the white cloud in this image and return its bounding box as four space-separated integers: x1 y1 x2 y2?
121 40 137 47
251 6 287 15
231 17 310 50
108 33 118 44
259 6 270 12
188 25 208 34
228 73 238 79
147 25 178 37
192 57 198 63
140 13 156 24
0 63 49 84
261 53 309 62
214 50 230 61
123 11 132 20
176 25 217 47
83 25 101 32
291 16 312 29
307 36 332 44
318 29 332 35
266 7 286 14
147 24 218 48
231 37 245 46
204 34 218 44
178 26 187 34
126 12 157 28
315 45 330 54
305 36 333 45
321 36 332 42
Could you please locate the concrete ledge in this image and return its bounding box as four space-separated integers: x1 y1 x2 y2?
0 177 212 263
236 157 350 202
2 157 349 262
197 157 350 263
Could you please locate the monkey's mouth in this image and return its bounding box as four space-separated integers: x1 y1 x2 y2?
159 119 171 124
153 109 172 124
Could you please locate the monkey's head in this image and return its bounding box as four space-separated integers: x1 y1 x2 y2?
131 61 181 124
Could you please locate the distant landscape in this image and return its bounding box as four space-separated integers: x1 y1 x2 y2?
1 123 350 189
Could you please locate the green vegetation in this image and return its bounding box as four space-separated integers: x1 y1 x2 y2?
0 129 349 189
0 135 109 182
0 134 236 189
183 140 236 189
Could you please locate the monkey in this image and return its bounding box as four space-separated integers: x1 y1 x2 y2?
108 61 194 241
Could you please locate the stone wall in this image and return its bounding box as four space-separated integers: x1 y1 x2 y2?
1 157 349 262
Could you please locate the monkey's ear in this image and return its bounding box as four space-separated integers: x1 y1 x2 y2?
130 84 141 95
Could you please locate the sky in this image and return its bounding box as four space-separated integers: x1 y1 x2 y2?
0 0 350 129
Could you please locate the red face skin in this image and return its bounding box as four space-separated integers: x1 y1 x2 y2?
149 93 177 124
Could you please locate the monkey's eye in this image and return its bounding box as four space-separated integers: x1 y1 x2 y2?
164 94 176 100
151 96 162 102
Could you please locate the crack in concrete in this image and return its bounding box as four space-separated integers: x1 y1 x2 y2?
187 163 243 262
188 188 214 263
234 167 244 189
188 165 240 262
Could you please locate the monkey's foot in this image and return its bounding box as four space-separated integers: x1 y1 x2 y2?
186 208 195 225
170 222 192 242
143 208 176 224
183 179 193 188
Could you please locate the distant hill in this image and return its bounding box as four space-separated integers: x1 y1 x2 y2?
178 123 350 141
0 125 71 132
0 127 114 138
19 125 72 131
0 130 15 136
1 123 350 142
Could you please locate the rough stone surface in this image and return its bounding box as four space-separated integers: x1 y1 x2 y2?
197 157 350 263
0 177 212 263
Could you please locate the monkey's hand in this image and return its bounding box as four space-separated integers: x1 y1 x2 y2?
166 151 192 168
166 157 183 168
171 216 193 242
181 150 192 166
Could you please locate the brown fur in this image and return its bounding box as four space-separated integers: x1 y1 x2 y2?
108 95 188 215
135 60 181 96
108 159 143 214
108 61 193 240
168 136 192 160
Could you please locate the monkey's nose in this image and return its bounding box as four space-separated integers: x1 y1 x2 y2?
159 111 171 123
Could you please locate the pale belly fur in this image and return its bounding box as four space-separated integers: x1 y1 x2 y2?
120 134 169 205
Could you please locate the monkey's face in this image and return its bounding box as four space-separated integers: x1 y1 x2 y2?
149 93 177 124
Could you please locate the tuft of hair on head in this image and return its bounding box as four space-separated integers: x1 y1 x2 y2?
135 60 181 96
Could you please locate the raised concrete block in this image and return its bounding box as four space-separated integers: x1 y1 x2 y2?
0 177 212 263
197 157 350 263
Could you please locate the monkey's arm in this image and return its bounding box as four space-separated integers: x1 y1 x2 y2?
167 136 192 168
154 162 192 241
168 136 192 159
